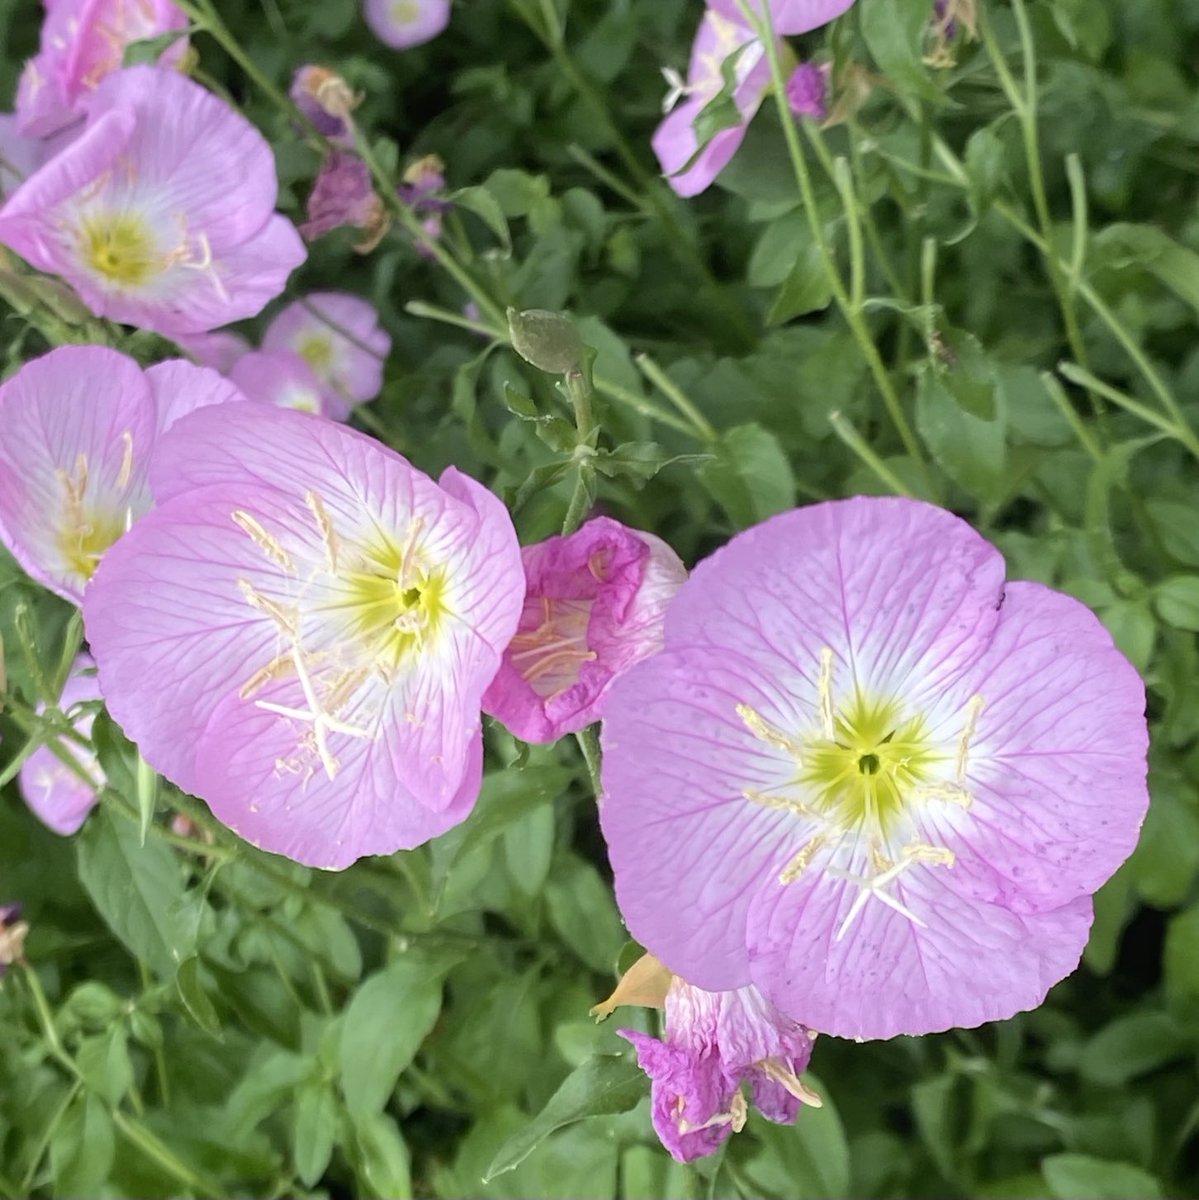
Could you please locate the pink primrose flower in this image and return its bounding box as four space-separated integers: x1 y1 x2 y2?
0 345 243 604
19 653 105 835
174 329 252 374
0 66 306 336
262 293 391 417
16 0 189 137
230 349 332 418
621 978 819 1163
483 517 686 743
83 403 524 869
363 0 450 49
599 497 1149 1040
654 1 853 196
707 0 855 36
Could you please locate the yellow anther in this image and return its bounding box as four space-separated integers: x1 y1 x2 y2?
305 490 339 575
779 835 825 885
115 430 135 491
237 578 299 636
743 788 816 818
238 653 293 700
955 694 984 781
232 511 295 573
817 647 836 740
757 1058 823 1108
736 703 805 762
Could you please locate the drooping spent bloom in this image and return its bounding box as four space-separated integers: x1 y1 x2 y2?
0 66 306 335
397 154 448 253
927 0 976 66
16 0 188 137
0 905 28 978
262 293 390 417
708 0 855 35
599 498 1149 1040
290 65 358 144
786 62 829 121
0 345 244 604
299 150 389 250
483 517 686 743
364 0 451 49
84 403 524 869
594 953 820 1163
654 2 852 197
19 653 105 835
230 350 330 417
174 329 252 374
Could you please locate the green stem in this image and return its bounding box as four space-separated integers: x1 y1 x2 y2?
828 411 915 498
634 354 718 443
737 0 934 496
574 726 602 800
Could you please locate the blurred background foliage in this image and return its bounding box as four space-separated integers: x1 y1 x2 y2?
1 0 1199 1195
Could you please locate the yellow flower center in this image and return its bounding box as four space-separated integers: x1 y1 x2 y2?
391 0 420 23
297 333 335 375
739 648 982 939
79 212 159 286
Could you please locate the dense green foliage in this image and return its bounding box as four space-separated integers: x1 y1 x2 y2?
1 0 1198 1196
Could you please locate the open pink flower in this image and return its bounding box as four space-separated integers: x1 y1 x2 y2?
364 0 450 49
0 66 306 335
262 293 390 418
599 498 1149 1040
230 349 331 417
708 0 855 36
19 653 105 835
83 403 524 869
483 517 685 743
654 1 853 197
621 978 818 1163
16 0 188 137
0 345 242 604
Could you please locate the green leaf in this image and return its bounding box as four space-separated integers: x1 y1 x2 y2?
916 366 1006 502
293 1081 336 1187
1153 575 1199 631
338 954 449 1116
1041 1154 1163 1200
348 1111 412 1200
176 955 222 1036
1164 903 1199 1009
544 855 626 974
699 423 797 528
859 0 944 103
76 806 192 977
1078 1012 1191 1087
76 1027 132 1105
51 1092 115 1199
964 125 1008 218
769 236 834 323
484 1054 645 1181
1148 499 1199 567
1093 224 1199 318
121 28 189 67
452 185 512 252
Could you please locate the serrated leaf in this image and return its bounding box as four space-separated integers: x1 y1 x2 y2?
484 1054 645 1181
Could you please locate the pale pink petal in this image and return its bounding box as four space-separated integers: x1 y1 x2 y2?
363 0 451 49
707 0 856 35
229 350 330 417
145 359 248 432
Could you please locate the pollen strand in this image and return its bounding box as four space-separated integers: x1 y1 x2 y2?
232 511 295 572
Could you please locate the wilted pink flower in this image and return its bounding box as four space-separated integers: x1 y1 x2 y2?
483 517 685 743
262 293 390 417
300 150 388 249
230 349 330 417
655 2 852 197
0 345 243 603
364 0 450 49
0 904 28 977
599 498 1149 1040
19 653 104 835
620 975 819 1163
16 0 188 137
397 154 448 255
289 65 357 144
786 61 829 120
0 66 306 335
174 329 252 374
84 403 524 869
708 0 855 35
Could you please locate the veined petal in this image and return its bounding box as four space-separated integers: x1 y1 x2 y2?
708 0 856 36
0 345 155 603
145 359 248 432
